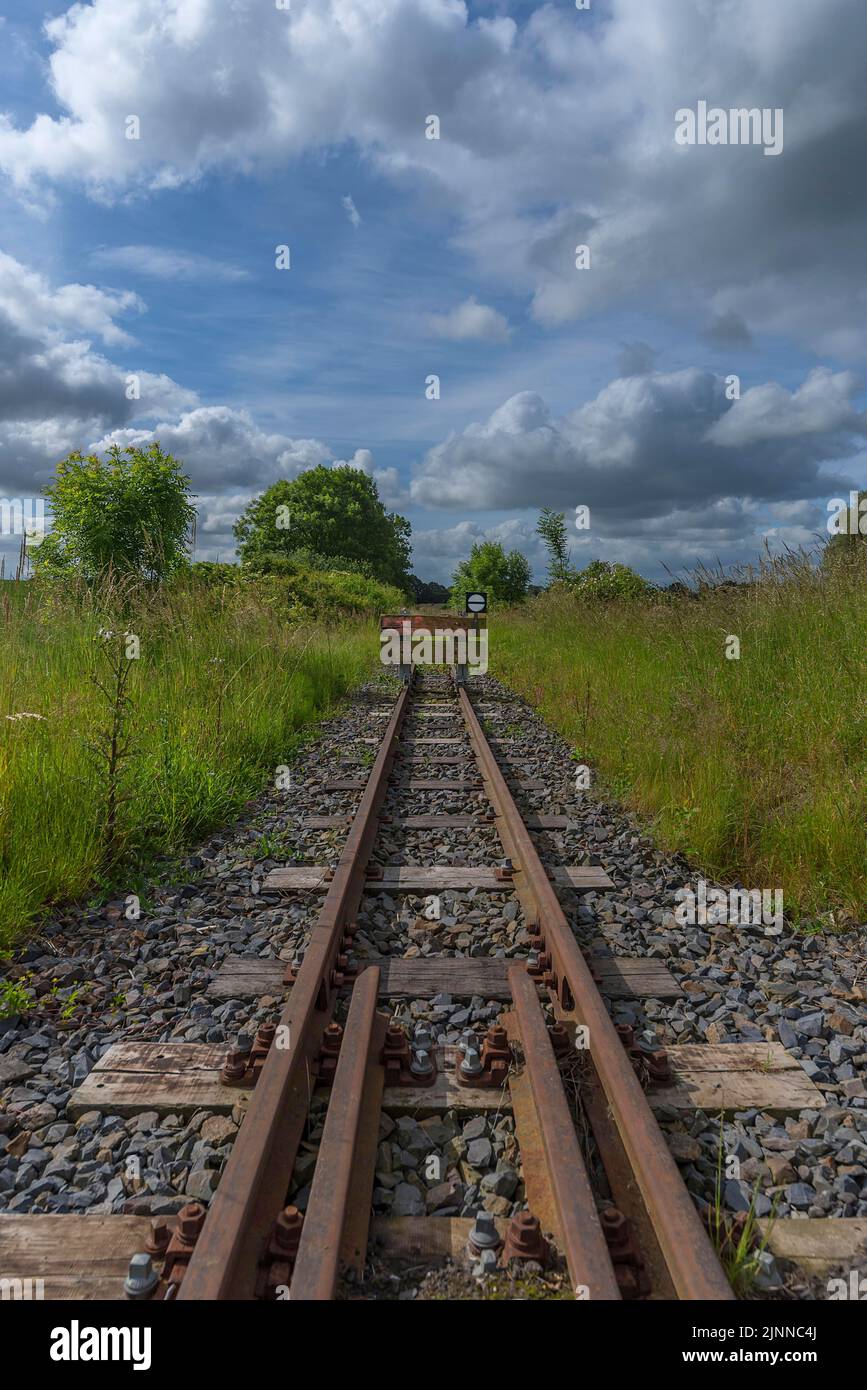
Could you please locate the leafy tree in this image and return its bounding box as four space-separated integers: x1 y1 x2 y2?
233 465 411 587
536 508 572 584
569 559 655 600
34 444 195 582
411 576 450 605
449 541 531 609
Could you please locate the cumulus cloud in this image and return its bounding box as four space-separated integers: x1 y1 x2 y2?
427 297 510 343
410 370 861 528
6 1 865 354
0 251 195 494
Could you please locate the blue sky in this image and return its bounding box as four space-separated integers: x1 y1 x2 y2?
1 0 865 582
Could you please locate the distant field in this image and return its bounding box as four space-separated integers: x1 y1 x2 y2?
0 570 398 951
493 560 867 924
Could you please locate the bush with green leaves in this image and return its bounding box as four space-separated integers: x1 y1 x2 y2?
568 559 656 600
449 540 531 609
234 465 411 588
34 443 195 583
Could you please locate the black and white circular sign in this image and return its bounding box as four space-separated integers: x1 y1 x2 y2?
466 592 487 613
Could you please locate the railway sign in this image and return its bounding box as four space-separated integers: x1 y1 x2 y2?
466 591 487 614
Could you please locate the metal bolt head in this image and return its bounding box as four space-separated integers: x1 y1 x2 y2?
460 1045 483 1076
468 1211 502 1252
410 1047 433 1076
124 1251 159 1300
178 1201 206 1242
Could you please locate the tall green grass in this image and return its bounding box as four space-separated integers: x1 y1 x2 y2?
492 552 866 923
0 569 395 950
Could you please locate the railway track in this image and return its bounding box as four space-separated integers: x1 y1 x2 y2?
149 669 733 1302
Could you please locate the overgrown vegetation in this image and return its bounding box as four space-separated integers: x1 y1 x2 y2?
0 567 393 950
449 540 531 609
493 548 867 923
233 464 412 588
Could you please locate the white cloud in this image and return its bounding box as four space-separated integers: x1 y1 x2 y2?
6 1 867 355
427 296 510 343
341 195 361 229
91 245 250 281
410 370 860 524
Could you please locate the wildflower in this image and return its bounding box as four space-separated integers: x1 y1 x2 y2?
5 711 47 722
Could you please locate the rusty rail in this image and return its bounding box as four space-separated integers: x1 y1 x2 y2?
290 965 382 1300
178 684 412 1300
458 687 733 1301
508 966 621 1300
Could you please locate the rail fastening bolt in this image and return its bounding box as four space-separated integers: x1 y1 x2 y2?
124 1252 159 1300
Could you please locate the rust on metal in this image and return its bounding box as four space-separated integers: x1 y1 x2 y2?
162 1202 207 1288
462 689 733 1302
290 966 381 1300
178 682 413 1301
507 966 621 1301
381 1022 436 1087
500 1211 550 1268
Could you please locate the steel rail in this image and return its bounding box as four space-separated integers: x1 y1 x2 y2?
458 687 733 1301
290 965 381 1300
178 682 413 1300
508 966 621 1300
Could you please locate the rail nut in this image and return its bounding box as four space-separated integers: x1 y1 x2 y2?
221 1047 251 1086
124 1252 159 1301
547 1022 571 1057
500 1212 550 1269
459 1044 483 1079
410 1047 434 1078
468 1211 503 1257
176 1202 207 1247
145 1218 170 1256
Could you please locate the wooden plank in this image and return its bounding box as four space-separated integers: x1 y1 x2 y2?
208 957 286 1000
206 954 675 1003
68 1042 251 1118
382 1048 511 1114
378 957 511 998
371 1215 507 1260
0 1215 176 1300
399 738 465 746
758 1218 867 1275
650 1043 823 1115
303 814 580 830
397 754 469 764
262 864 613 893
593 957 683 1000
324 779 483 791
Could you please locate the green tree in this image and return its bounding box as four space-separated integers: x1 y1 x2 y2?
34 443 195 582
233 465 411 587
569 559 655 600
449 541 531 609
536 508 572 584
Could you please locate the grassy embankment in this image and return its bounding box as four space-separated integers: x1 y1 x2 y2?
492 555 866 925
0 567 400 951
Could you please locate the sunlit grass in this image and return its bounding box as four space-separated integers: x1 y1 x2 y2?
492 551 866 923
0 570 392 950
